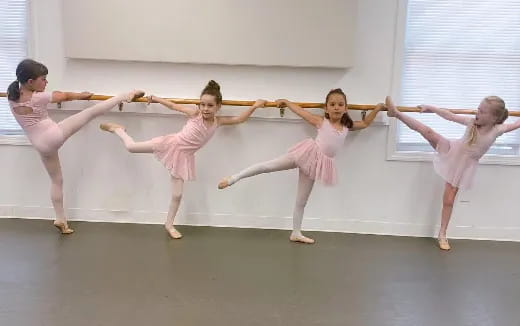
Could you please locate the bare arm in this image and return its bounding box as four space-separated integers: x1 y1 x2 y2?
418 104 473 125
148 95 198 117
51 91 93 103
498 119 520 133
218 99 267 126
350 103 385 131
275 99 322 127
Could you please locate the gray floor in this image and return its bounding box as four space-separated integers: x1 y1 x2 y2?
0 219 519 326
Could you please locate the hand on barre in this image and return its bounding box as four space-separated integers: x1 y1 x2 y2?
253 99 268 109
78 92 94 100
417 104 437 113
275 99 289 108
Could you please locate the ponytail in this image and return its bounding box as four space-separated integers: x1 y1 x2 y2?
325 88 353 128
7 59 49 102
340 112 354 128
467 123 478 146
467 96 508 145
7 80 21 101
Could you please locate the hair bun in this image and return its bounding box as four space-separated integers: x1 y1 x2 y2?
207 80 220 91
500 109 509 124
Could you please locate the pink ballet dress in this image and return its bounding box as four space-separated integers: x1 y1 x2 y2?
288 118 348 185
152 113 217 181
9 92 65 156
433 118 507 190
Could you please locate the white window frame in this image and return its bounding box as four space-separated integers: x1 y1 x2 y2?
387 0 520 166
0 0 33 146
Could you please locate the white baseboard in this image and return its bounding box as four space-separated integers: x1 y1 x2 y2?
1 205 519 242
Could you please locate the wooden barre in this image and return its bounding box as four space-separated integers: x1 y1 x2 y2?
1 92 519 117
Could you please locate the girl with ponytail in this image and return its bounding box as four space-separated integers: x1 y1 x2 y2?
218 89 384 244
7 59 144 234
386 95 518 250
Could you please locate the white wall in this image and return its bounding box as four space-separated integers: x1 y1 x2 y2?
63 0 357 68
1 0 519 241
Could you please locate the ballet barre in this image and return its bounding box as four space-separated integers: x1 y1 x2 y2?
1 92 519 117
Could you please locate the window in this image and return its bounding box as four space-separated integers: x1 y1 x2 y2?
397 1 520 156
0 0 28 136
